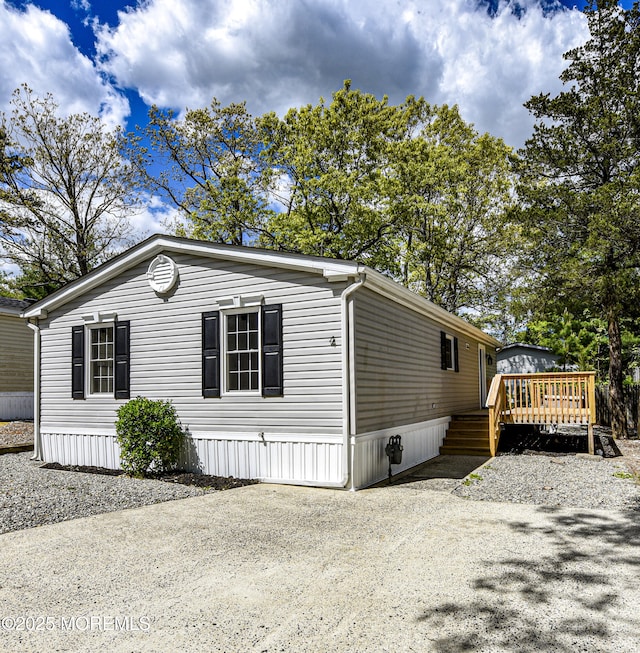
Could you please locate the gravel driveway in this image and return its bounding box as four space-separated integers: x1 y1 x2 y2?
1 475 639 653
1 440 639 653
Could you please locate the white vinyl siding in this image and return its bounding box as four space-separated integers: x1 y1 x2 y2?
353 287 486 433
38 253 345 438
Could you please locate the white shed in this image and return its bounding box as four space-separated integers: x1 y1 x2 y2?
23 235 500 489
497 343 559 375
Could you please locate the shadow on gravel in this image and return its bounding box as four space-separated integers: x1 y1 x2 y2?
498 425 621 458
380 455 491 487
418 508 640 652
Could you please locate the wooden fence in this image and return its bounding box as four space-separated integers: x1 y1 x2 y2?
596 384 640 433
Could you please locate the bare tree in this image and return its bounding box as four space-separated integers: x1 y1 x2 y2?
0 85 142 297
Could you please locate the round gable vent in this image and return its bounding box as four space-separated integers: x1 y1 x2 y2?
147 254 179 294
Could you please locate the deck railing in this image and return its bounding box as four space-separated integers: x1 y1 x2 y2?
486 374 506 456
486 372 596 456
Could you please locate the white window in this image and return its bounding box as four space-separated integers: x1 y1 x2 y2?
224 310 260 392
89 325 114 394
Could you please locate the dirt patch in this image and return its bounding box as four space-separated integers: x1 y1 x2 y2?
41 462 259 490
617 439 640 481
0 421 34 447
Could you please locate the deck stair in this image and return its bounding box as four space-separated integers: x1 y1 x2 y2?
440 413 491 456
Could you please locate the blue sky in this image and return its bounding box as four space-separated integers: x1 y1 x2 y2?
0 0 633 246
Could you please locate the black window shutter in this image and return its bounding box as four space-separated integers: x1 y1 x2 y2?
202 311 220 397
262 304 283 397
440 331 448 370
454 337 460 373
114 321 130 399
72 326 85 399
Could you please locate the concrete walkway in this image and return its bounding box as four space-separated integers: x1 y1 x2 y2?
1 479 639 652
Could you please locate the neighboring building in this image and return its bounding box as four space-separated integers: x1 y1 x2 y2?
497 343 558 375
0 296 34 420
23 235 500 489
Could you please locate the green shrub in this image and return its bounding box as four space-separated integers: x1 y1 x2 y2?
115 397 184 477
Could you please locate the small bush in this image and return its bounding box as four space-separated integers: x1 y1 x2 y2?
115 397 184 477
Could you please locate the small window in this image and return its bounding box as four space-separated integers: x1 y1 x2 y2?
89 326 114 394
441 331 459 372
444 334 454 370
225 310 260 392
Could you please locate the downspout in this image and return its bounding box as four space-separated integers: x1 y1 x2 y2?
26 319 41 460
340 272 366 490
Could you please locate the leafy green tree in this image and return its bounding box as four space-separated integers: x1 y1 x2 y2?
128 83 515 324
518 0 640 436
389 105 515 314
524 309 608 373
263 83 515 317
261 82 423 268
126 100 275 246
0 85 141 292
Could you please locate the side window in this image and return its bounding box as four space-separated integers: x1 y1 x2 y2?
440 331 459 372
71 320 130 399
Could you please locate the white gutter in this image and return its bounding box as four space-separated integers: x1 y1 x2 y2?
26 319 41 460
339 272 366 490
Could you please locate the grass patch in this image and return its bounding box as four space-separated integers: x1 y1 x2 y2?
463 473 483 486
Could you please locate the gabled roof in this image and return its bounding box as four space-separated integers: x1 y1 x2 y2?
22 234 501 347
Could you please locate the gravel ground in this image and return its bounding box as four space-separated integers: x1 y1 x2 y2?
2 420 639 535
1 423 640 651
0 452 217 535
452 452 640 510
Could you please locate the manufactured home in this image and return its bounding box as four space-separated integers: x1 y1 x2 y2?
0 296 34 420
22 235 499 489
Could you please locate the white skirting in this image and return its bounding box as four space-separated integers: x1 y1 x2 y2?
40 418 450 489
39 431 345 487
350 417 451 489
0 392 34 421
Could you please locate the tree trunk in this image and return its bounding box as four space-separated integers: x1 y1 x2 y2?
608 313 628 438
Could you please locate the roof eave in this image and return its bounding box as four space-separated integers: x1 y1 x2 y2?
362 267 502 348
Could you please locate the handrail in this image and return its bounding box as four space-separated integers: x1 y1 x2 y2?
488 371 596 455
486 374 505 457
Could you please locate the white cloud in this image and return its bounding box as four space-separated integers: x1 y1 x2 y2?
128 194 181 239
96 0 589 147
0 1 129 129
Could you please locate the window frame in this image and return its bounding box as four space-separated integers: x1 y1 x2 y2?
86 323 115 397
440 330 459 373
221 307 262 396
444 334 455 371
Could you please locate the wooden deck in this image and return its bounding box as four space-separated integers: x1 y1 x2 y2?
486 372 596 456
